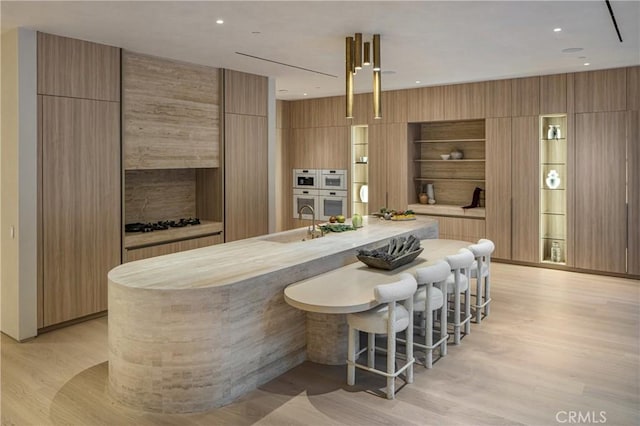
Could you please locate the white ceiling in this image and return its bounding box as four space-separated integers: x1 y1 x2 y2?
2 1 639 100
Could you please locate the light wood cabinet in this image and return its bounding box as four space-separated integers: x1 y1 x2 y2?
37 32 120 102
443 83 485 120
290 96 349 128
225 114 268 242
367 123 409 211
407 86 445 122
485 79 512 118
511 116 540 263
379 90 408 124
125 234 223 262
224 69 267 116
574 112 627 273
41 96 120 326
351 93 373 125
628 110 639 275
540 74 567 114
628 66 640 111
574 68 627 113
290 127 349 170
123 52 220 169
485 118 512 259
511 77 540 117
423 216 485 243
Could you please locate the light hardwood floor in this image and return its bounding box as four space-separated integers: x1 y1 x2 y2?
1 263 638 425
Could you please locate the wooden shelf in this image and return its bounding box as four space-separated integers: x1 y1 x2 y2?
414 159 485 163
414 138 485 143
124 220 223 249
415 177 485 183
408 203 485 218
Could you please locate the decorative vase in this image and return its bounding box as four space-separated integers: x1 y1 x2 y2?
551 241 561 262
418 192 428 204
545 169 561 189
426 183 436 205
547 125 556 140
554 125 562 139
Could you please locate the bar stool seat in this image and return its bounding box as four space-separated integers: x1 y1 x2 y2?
346 272 417 400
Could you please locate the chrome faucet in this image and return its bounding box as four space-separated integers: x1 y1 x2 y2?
298 204 324 239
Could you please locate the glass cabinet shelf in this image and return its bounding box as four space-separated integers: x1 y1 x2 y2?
540 114 568 264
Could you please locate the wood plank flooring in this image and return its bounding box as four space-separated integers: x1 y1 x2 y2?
1 263 638 425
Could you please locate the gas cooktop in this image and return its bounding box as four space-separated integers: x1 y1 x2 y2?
125 218 201 233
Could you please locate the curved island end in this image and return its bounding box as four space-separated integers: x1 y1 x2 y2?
108 216 438 413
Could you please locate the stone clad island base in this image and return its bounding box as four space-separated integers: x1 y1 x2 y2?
108 216 438 413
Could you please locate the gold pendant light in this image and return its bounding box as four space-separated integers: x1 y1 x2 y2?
345 36 354 118
344 33 381 119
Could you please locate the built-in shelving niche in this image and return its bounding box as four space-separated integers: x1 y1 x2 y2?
539 114 567 264
410 119 486 215
351 125 369 216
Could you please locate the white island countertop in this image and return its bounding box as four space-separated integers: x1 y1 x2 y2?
109 216 438 291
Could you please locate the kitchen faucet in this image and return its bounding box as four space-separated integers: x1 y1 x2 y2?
298 204 324 239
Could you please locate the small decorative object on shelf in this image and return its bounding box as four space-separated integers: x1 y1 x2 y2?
545 169 561 189
426 183 436 204
551 241 562 263
554 125 561 139
450 150 463 160
418 192 428 204
547 125 556 140
463 187 483 209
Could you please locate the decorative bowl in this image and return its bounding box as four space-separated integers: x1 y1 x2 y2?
357 247 424 270
440 154 451 160
450 151 463 160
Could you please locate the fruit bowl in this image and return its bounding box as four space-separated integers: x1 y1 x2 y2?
357 248 424 270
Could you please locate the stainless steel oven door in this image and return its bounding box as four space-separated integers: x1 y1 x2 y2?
293 169 319 189
318 190 347 220
320 169 347 190
293 188 319 219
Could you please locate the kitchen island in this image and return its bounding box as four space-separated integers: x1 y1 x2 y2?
108 216 438 413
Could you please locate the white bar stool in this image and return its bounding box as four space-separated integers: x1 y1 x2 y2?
346 272 417 399
414 261 451 368
445 248 475 345
468 239 495 324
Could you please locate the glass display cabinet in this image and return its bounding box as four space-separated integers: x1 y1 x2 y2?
351 125 369 216
540 114 567 264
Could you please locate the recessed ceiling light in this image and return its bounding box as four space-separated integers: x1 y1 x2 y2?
278 89 288 92
303 93 308 96
381 70 396 75
578 56 587 59
415 80 421 84
251 31 261 34
562 47 583 53
584 62 590 66
553 28 562 32
216 19 224 24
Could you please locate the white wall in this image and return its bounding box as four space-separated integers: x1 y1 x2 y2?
1 27 38 341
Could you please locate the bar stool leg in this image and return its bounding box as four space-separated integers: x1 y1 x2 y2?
484 275 491 316
454 290 461 345
425 309 433 368
475 275 484 324
368 333 375 368
464 284 471 336
440 302 448 356
386 330 396 399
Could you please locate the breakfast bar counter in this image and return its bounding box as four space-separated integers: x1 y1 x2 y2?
108 216 438 413
284 238 471 365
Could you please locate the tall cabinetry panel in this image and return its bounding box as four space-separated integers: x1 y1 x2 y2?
367 123 408 211
407 86 445 122
224 70 268 242
485 118 512 259
628 110 639 275
38 32 121 328
511 117 539 263
37 32 120 102
574 112 627 273
41 97 120 326
574 68 626 113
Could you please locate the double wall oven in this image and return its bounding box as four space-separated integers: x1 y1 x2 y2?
293 169 347 220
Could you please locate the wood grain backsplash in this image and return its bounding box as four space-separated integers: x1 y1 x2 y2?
125 169 196 223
